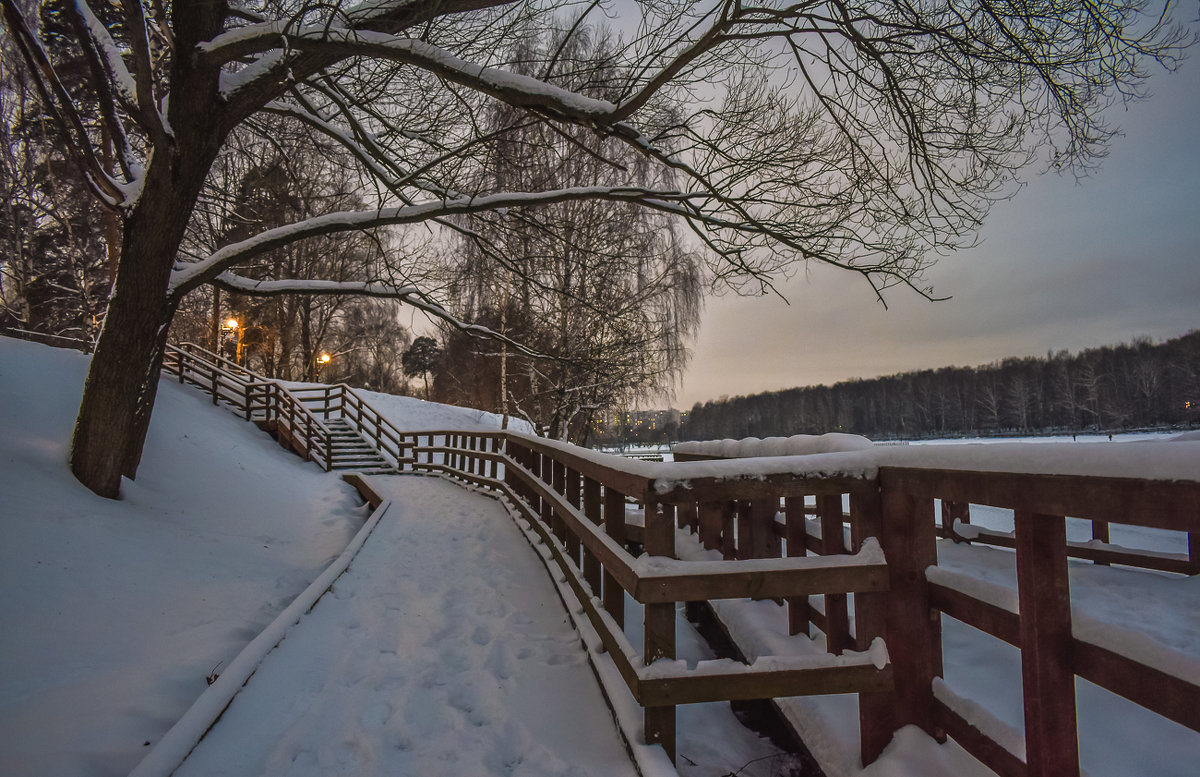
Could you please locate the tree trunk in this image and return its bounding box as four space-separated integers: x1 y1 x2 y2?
69 131 221 497
70 230 179 497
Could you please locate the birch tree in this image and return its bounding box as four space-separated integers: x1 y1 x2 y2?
1 0 1192 497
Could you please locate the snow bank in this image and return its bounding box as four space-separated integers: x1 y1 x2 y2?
674 433 875 458
352 387 535 434
0 337 369 777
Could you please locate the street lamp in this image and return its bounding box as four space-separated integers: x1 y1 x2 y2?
222 318 243 364
316 352 332 382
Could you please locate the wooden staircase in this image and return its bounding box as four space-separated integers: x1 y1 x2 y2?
324 418 397 474
161 342 410 474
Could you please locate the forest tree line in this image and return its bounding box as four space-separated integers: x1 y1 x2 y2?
681 332 1200 442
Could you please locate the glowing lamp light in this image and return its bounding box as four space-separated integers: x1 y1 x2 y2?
224 317 239 329
318 353 332 365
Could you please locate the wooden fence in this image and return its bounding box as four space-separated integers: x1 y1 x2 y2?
162 343 334 470
406 431 1200 777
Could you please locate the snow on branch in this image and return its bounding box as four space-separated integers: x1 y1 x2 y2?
0 0 127 206
217 27 618 126
210 272 546 358
168 186 697 293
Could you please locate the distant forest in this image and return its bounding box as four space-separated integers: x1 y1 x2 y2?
681 332 1200 441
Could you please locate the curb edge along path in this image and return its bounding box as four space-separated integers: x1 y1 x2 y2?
167 475 641 777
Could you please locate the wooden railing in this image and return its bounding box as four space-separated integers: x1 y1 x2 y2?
285 384 414 471
397 430 893 764
162 343 334 470
902 468 1200 777
396 431 1199 777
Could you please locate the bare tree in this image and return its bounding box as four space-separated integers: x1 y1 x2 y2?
436 26 703 442
1 0 1192 496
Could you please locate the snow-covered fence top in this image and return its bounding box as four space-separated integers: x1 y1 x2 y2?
673 432 875 459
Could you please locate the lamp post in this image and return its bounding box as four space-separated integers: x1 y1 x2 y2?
316 352 332 381
222 317 243 365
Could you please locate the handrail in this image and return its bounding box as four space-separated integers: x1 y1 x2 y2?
153 336 1199 777
394 428 894 764
393 428 1200 777
162 344 333 471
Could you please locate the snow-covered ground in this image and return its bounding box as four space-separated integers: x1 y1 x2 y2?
0 338 788 777
4 335 1196 777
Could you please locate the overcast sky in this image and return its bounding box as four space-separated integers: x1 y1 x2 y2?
673 59 1200 409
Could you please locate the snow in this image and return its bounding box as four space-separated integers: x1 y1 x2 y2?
0 337 790 777
169 476 639 777
351 388 534 434
4 334 1197 777
0 337 369 776
674 433 875 458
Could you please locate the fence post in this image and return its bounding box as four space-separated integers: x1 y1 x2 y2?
851 484 893 766
1015 511 1080 777
785 495 810 637
211 368 219 405
873 472 942 746
819 494 851 654
698 500 722 551
941 500 970 539
582 477 603 597
566 468 582 567
603 486 626 628
643 496 676 763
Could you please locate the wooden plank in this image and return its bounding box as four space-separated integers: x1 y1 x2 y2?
959 528 1195 575
632 558 889 604
698 500 723 551
721 500 737 560
882 467 1200 532
876 486 942 741
928 582 1020 647
850 485 894 767
603 486 627 628
1073 638 1200 734
638 662 893 707
642 496 676 764
551 458 566 543
819 494 851 655
1014 510 1079 777
785 496 809 638
655 473 870 504
582 476 603 598
933 699 1027 777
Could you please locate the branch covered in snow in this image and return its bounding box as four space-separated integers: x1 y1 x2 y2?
169 186 699 293
210 272 546 357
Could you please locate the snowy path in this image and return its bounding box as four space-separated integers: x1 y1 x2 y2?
173 476 639 777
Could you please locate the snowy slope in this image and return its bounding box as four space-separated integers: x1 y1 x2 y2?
354 388 535 434
0 337 370 777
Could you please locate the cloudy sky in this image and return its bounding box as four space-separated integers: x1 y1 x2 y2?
674 59 1200 409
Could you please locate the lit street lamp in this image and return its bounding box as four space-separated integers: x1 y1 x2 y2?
316 352 332 381
221 317 243 364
